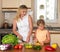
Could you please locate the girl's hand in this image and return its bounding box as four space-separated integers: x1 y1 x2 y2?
44 39 50 43
40 41 44 46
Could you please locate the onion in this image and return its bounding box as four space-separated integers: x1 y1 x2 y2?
0 44 12 50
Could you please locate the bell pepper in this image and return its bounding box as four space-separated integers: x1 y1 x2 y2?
51 43 57 49
45 45 56 51
33 45 42 50
24 43 32 49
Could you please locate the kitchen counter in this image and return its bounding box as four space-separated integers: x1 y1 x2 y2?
49 31 60 34
0 46 60 52
0 29 12 33
0 29 60 34
33 30 60 34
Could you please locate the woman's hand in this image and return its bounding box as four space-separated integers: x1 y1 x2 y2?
26 36 30 43
18 35 23 40
33 38 38 43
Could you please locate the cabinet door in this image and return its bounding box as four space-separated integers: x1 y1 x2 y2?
2 0 31 8
22 0 31 7
50 34 60 47
2 0 19 8
2 0 18 8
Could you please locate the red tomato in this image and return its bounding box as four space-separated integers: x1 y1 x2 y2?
14 45 19 49
19 45 23 49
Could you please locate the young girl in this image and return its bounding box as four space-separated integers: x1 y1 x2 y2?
13 5 33 43
34 19 50 45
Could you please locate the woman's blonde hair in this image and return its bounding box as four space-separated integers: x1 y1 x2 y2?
15 5 28 21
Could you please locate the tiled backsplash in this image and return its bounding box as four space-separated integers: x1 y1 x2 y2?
2 8 33 27
4 11 16 25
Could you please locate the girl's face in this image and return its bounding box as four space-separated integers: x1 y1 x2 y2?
38 23 45 30
19 9 27 17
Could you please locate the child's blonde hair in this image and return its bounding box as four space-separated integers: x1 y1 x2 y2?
15 5 28 21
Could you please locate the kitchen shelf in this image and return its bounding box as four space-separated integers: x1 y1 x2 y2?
2 7 31 12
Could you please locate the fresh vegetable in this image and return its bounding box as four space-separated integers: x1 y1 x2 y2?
33 45 42 50
0 45 7 50
34 42 40 46
14 45 19 49
2 34 18 46
14 44 23 49
0 44 12 50
45 45 56 51
19 45 23 49
51 43 57 49
24 43 32 49
33 42 41 50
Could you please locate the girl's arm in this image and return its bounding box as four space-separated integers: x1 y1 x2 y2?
26 15 33 42
44 30 50 43
13 19 23 40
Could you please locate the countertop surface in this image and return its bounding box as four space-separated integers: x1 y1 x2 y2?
0 46 60 52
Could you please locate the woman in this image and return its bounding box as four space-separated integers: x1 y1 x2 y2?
13 5 33 43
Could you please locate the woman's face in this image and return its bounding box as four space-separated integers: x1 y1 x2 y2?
38 23 45 30
19 9 27 17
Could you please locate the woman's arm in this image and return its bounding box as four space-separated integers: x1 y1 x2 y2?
33 30 38 43
26 15 33 42
12 19 23 40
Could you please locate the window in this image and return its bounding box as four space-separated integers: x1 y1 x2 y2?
34 0 58 23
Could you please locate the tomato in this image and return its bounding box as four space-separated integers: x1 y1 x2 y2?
14 44 23 49
14 44 19 49
14 45 19 49
19 45 23 49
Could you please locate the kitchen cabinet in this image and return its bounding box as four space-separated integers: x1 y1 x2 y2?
50 34 60 47
2 0 31 8
0 0 4 27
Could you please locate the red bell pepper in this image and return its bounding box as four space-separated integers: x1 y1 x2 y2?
45 45 56 51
